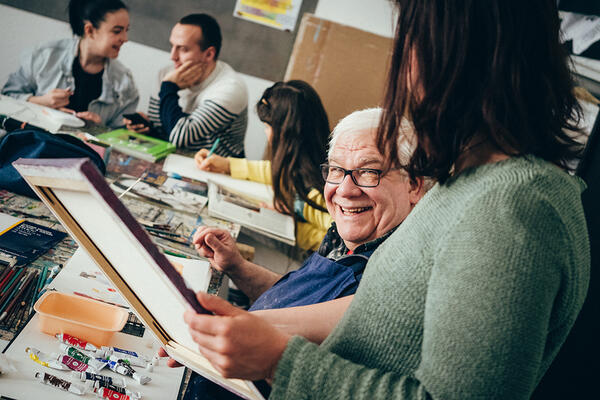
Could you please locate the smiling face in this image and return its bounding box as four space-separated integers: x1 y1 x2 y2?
325 130 420 251
169 23 213 70
86 8 129 59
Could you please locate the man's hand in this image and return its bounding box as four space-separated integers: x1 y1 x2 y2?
184 292 290 380
192 227 245 274
163 61 204 89
123 112 151 133
28 88 73 108
194 149 230 173
157 347 184 368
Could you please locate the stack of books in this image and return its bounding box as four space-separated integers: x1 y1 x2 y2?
96 129 175 162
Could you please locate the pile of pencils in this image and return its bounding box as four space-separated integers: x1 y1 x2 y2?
0 264 60 331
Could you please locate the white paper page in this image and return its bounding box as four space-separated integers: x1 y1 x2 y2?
0 212 21 232
162 154 273 203
208 182 295 243
0 94 84 132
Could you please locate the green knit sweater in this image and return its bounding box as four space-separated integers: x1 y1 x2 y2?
270 156 590 400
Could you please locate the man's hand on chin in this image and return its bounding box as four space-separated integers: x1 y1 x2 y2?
163 61 204 89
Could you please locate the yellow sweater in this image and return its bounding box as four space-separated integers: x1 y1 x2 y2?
229 158 332 250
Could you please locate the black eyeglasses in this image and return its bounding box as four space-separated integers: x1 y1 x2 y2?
320 163 385 188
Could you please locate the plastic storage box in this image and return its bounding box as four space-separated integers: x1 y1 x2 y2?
34 291 129 346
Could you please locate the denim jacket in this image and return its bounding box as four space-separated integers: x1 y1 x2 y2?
2 37 139 128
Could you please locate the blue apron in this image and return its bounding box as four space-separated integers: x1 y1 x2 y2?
249 250 372 311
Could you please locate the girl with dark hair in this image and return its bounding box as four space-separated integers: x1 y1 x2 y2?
195 80 333 250
176 1 591 399
2 0 138 128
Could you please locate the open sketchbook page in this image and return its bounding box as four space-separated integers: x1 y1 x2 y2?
0 94 84 132
207 181 295 246
162 154 274 204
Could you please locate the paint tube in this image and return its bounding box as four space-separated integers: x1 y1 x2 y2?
108 353 148 368
25 347 69 371
95 387 134 400
59 343 107 371
93 381 141 399
106 359 151 385
56 333 98 352
58 354 101 373
72 371 126 388
100 346 150 362
35 372 86 395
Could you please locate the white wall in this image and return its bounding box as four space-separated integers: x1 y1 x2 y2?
0 2 395 158
315 0 396 38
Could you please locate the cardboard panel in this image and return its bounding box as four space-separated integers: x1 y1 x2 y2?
285 13 393 127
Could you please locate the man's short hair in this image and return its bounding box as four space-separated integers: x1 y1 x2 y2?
329 108 415 165
179 13 222 59
329 108 435 191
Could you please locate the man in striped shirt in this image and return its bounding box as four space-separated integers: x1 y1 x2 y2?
125 14 248 157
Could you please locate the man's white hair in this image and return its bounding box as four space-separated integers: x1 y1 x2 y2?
328 107 416 167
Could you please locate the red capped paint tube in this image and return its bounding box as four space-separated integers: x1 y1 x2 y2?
25 347 69 371
60 343 107 371
56 333 98 351
96 387 132 400
106 359 151 385
93 381 141 399
35 371 86 395
72 371 127 388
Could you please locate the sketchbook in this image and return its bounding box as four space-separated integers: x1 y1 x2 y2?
96 129 176 162
13 158 267 400
162 154 273 203
207 181 296 246
0 94 85 132
0 212 67 266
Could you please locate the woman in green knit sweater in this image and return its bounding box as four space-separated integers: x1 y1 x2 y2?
180 0 591 398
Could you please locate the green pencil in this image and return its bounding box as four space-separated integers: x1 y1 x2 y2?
0 268 23 305
35 265 48 302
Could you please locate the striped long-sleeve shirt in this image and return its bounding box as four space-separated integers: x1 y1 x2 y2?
147 61 248 157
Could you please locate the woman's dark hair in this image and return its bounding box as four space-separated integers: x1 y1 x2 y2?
68 0 128 36
179 14 222 59
257 80 330 216
377 0 583 183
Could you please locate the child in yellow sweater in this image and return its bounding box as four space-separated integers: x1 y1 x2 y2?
194 80 332 250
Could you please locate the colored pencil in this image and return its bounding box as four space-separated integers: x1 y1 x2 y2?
0 265 12 284
20 270 38 306
43 264 61 287
0 267 15 292
35 265 48 302
0 270 36 323
207 138 220 157
0 268 23 306
29 267 45 314
144 226 183 237
0 269 28 315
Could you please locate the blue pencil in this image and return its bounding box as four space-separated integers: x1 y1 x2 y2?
35 265 48 302
207 138 220 157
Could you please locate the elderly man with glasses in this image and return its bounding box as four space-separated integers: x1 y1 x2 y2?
181 108 430 400
191 108 430 312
